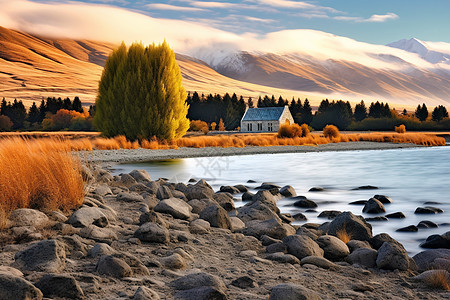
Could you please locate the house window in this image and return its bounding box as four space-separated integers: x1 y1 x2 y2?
268 123 273 131
258 123 262 131
248 123 252 131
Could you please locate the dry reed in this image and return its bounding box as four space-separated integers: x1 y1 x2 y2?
0 138 84 227
336 228 352 244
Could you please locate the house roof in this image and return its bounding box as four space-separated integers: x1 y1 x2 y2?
241 106 287 121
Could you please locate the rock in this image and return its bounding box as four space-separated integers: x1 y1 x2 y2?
370 233 400 250
266 252 300 264
385 212 406 219
8 208 49 228
373 195 393 204
213 193 235 212
309 187 325 192
229 217 245 232
49 211 68 222
240 250 257 258
346 248 378 268
365 216 388 222
266 242 287 253
417 220 438 228
190 219 211 234
0 266 23 277
316 235 350 261
413 270 450 289
80 225 118 241
420 232 450 249
80 164 94 182
243 218 295 239
14 240 66 272
145 181 160 194
242 191 254 201
396 225 418 232
117 191 144 203
129 169 151 183
169 272 226 292
300 256 339 269
199 205 231 229
188 199 217 214
293 213 307 221
68 207 109 228
134 222 170 243
185 181 215 200
256 183 280 190
413 249 450 271
351 283 374 292
415 207 444 214
328 212 373 241
0 274 43 300
133 286 160 300
113 253 149 276
270 283 322 300
154 198 192 220
362 198 385 214
296 227 320 240
376 242 410 271
88 243 116 257
156 185 173 200
292 197 318 208
252 190 280 208
56 235 88 258
347 240 372 252
159 253 186 269
318 210 341 219
353 185 378 190
96 255 132 278
35 274 84 299
120 173 138 187
220 185 240 194
349 200 368 205
237 200 280 223
92 185 113 197
283 235 324 260
280 185 296 197
174 287 227 300
139 211 167 228
234 185 248 193
231 276 257 288
261 235 281 246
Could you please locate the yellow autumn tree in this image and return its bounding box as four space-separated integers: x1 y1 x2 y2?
95 41 189 140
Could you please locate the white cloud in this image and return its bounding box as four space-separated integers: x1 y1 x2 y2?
243 16 275 23
251 0 339 13
188 1 237 8
334 12 399 23
145 3 205 12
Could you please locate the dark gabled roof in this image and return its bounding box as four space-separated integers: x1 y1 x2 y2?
241 107 286 121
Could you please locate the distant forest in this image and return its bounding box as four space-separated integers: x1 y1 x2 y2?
1 93 449 132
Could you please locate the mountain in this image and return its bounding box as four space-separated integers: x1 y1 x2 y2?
1 26 450 109
387 38 450 65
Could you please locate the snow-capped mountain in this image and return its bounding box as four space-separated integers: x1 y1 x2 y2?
387 38 450 65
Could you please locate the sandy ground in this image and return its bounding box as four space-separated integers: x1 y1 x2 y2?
79 142 422 165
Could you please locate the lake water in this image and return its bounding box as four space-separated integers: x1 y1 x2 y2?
113 146 450 255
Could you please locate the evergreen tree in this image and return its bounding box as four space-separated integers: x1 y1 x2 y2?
277 96 285 107
262 95 271 107
415 103 428 121
72 96 83 113
270 95 277 106
402 109 408 116
0 98 7 115
368 101 382 118
89 105 96 117
95 42 189 140
8 99 26 129
431 105 449 122
63 97 72 110
318 99 329 113
27 102 40 124
302 99 313 124
247 97 254 108
354 100 367 121
38 99 47 122
257 96 263 108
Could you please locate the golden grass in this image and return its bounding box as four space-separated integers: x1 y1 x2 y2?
0 138 85 227
323 125 340 139
395 124 406 133
336 228 352 244
424 270 450 290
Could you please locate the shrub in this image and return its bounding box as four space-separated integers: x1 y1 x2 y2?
300 124 310 137
278 123 303 138
218 118 225 131
323 125 339 139
189 120 209 134
211 122 217 131
0 138 84 226
95 42 189 141
0 115 13 131
395 124 406 133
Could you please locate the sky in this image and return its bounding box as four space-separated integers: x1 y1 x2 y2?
25 0 450 45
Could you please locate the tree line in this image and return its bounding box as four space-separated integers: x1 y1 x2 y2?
0 97 94 131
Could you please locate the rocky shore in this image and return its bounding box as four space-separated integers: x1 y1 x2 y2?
0 165 449 299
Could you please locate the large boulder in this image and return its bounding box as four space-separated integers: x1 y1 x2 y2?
80 225 118 241
414 206 444 214
0 274 43 300
213 193 235 212
420 231 450 249
413 249 450 272
133 286 160 300
174 287 227 300
129 170 151 183
168 272 226 292
156 186 173 200
300 256 339 270
327 212 373 241
68 207 109 228
134 222 169 243
362 198 385 214
376 242 410 271
270 283 322 300
8 209 49 228
280 185 296 197
373 195 393 204
370 233 400 250
199 205 231 229
316 235 350 261
88 243 116 258
96 255 132 278
266 252 300 264
243 218 296 239
35 274 84 299
252 190 279 211
346 248 378 268
283 235 324 260
139 211 167 228
117 192 144 203
154 198 192 220
220 186 240 194
184 180 215 200
292 197 318 209
14 240 66 272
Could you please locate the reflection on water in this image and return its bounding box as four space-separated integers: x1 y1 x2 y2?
114 146 450 255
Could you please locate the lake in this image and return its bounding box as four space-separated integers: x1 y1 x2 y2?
113 146 450 255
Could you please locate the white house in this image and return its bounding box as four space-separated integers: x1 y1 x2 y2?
240 106 294 133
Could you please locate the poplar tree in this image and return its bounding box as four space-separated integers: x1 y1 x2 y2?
95 42 189 140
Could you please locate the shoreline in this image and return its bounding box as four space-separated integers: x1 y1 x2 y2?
79 141 424 165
